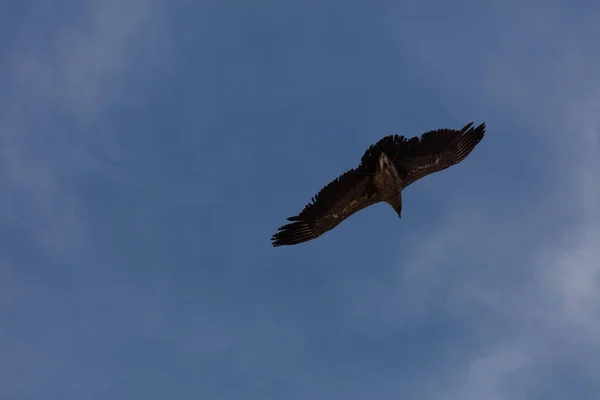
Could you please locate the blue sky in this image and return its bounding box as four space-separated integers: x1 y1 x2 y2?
1 0 599 399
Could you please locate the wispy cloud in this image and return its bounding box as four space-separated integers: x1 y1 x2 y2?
0 1 172 397
0 0 168 253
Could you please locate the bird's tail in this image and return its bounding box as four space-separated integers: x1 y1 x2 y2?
456 122 486 162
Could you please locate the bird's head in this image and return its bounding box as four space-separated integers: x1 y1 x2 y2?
394 206 402 219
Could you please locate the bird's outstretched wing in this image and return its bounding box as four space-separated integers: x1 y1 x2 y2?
271 168 378 247
359 122 485 187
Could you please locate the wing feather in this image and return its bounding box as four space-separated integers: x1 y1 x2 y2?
359 122 485 188
271 168 377 247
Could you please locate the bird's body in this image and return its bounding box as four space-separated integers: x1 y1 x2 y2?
271 122 486 247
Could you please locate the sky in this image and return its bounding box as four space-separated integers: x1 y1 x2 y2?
0 0 599 399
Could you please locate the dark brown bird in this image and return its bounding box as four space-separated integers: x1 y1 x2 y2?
271 122 486 247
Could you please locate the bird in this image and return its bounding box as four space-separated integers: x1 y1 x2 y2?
271 121 486 247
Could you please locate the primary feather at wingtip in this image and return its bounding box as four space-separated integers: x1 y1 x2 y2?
461 121 475 131
454 122 485 160
271 219 317 247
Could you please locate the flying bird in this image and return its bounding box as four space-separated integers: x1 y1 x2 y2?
271 122 486 247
